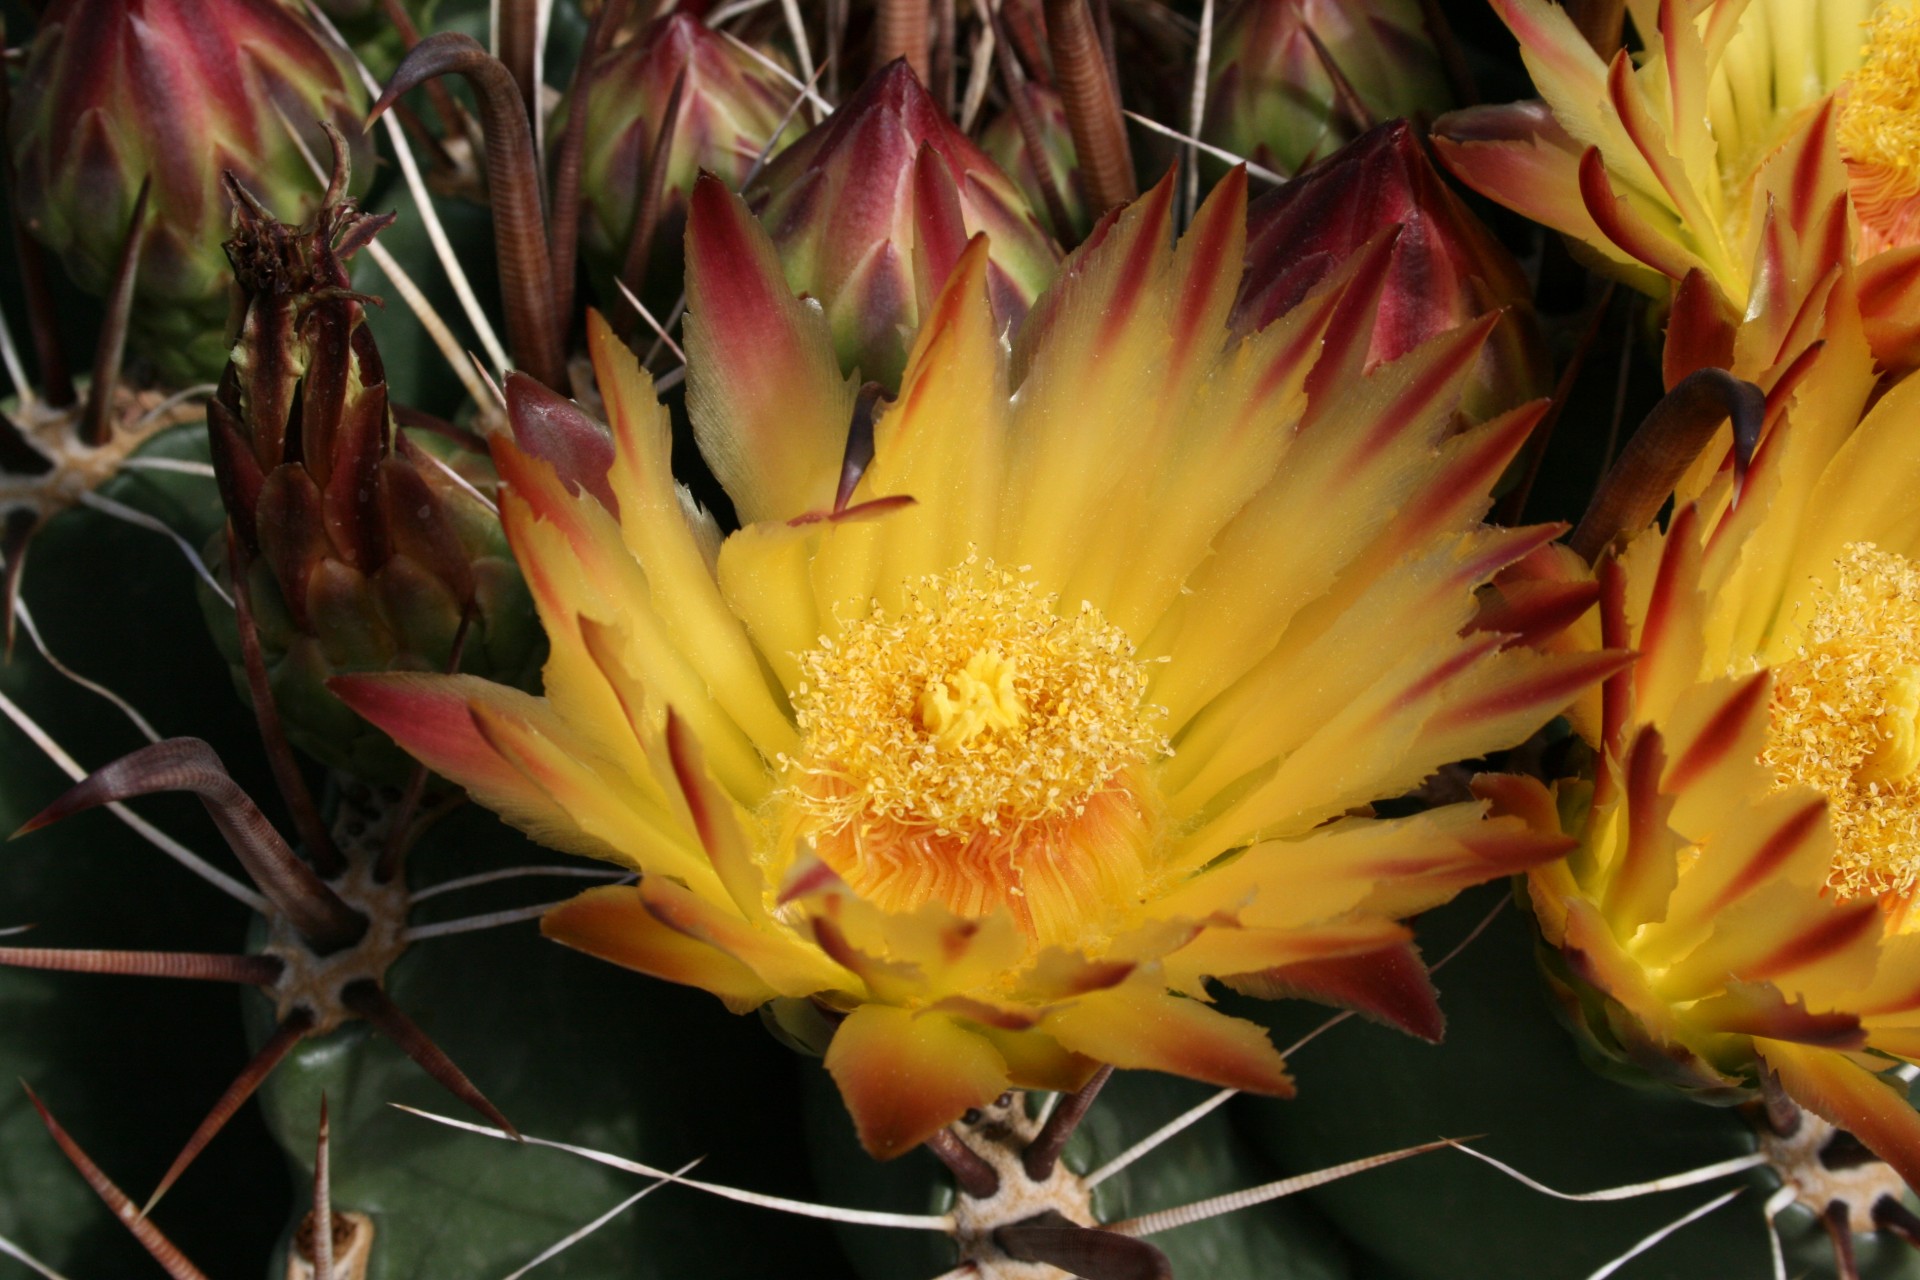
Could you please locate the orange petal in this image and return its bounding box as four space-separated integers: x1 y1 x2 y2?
543 886 776 1014
974 1025 1101 1093
1043 981 1294 1096
640 876 852 999
1165 918 1413 993
1686 982 1863 1049
823 1005 1010 1159
1759 1039 1920 1193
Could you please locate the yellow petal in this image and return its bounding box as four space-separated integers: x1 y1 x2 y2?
544 886 777 1014
591 313 799 761
824 1005 1010 1159
1042 979 1293 1096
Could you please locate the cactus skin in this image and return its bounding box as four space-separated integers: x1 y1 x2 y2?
0 428 289 1275
9 0 372 386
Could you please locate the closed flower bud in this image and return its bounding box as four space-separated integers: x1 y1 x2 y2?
747 61 1060 389
1203 0 1453 177
567 14 800 289
1237 120 1550 422
9 0 370 386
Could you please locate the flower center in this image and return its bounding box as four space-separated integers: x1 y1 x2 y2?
782 560 1166 944
919 649 1028 748
1763 544 1920 902
1839 1 1920 252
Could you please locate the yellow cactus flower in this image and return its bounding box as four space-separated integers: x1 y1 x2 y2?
1484 146 1920 1182
1840 0 1920 254
1434 0 1920 371
335 171 1617 1159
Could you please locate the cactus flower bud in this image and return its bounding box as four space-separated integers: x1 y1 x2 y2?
746 61 1061 388
979 81 1092 243
566 14 800 288
1236 120 1551 422
9 0 370 387
204 155 539 781
1203 0 1453 177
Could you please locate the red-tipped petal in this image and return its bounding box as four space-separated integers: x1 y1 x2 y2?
683 174 851 524
1576 146 1702 283
503 372 617 512
1228 939 1445 1042
331 674 532 799
330 673 614 863
1470 577 1602 648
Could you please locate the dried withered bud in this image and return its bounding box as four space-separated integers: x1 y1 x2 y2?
205 145 540 781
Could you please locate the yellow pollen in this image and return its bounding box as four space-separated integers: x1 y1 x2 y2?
781 559 1167 941
919 649 1027 747
1839 1 1920 250
1763 544 1920 901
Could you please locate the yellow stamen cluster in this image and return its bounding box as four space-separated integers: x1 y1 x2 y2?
787 559 1165 837
1840 1 1920 250
1764 544 1920 900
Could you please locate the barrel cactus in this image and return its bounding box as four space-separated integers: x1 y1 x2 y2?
3 3 1919 1279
